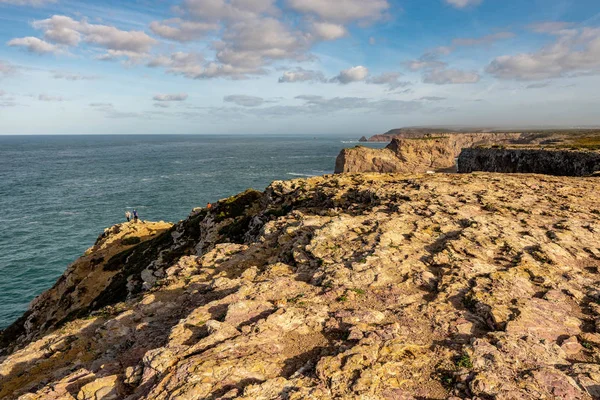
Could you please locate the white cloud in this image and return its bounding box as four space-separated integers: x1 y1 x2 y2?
405 60 447 71
310 21 347 40
224 94 265 107
278 68 326 83
23 15 157 62
8 37 61 54
332 65 369 84
0 0 56 5
150 18 219 42
366 72 411 90
181 0 279 21
38 94 64 101
286 0 389 23
33 15 81 46
486 27 600 80
153 93 189 101
444 0 482 9
423 68 481 84
145 0 382 80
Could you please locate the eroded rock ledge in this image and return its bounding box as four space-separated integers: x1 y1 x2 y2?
2 173 600 399
458 147 600 176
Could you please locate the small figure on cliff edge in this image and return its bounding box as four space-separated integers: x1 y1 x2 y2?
125 211 131 222
206 203 212 210
133 209 139 222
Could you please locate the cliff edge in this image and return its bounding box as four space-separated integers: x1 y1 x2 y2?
458 147 600 176
2 174 600 399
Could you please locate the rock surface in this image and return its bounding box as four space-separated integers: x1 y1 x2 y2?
458 147 600 176
2 173 600 399
335 134 522 174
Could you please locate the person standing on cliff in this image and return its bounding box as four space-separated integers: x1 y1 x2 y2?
125 211 131 222
133 209 139 222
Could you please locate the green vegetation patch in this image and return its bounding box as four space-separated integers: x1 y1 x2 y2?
455 353 473 369
215 189 262 222
121 236 142 246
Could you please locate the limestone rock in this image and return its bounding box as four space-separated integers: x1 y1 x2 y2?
2 173 600 399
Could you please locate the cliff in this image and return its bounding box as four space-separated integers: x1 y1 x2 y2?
335 138 456 174
2 173 600 399
458 148 600 176
335 133 522 174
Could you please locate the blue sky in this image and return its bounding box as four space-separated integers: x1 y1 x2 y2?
0 0 599 135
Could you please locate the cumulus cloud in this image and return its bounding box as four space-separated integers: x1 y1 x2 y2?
405 59 448 71
38 94 64 101
310 21 347 40
144 0 387 79
444 0 482 9
224 95 265 107
153 93 189 101
8 37 61 54
366 72 411 90
486 27 600 80
423 68 480 84
278 68 326 83
331 65 369 84
0 0 56 5
150 18 219 42
144 0 313 79
18 15 157 62
286 0 389 23
148 51 257 79
180 0 279 21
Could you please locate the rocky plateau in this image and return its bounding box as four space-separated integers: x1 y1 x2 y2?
2 173 600 399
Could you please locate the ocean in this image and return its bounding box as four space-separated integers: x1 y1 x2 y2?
0 134 386 329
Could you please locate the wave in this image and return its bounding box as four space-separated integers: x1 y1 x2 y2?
287 172 318 177
341 140 359 143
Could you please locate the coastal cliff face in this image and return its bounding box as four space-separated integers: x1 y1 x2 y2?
2 173 600 399
335 138 456 174
458 148 600 176
0 221 172 351
335 133 523 174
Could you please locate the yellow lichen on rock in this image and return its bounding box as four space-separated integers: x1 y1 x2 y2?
2 173 600 399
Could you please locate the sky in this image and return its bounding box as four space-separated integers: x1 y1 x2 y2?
0 0 599 135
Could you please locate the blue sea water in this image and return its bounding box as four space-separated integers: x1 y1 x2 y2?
0 134 386 329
